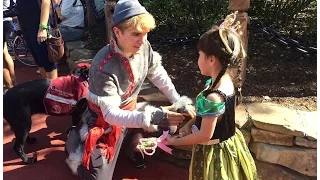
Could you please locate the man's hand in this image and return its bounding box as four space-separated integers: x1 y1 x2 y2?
162 104 196 120
160 105 174 111
37 28 47 44
170 96 196 120
182 105 196 120
157 111 185 126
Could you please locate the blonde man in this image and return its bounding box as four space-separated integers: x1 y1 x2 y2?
65 0 195 179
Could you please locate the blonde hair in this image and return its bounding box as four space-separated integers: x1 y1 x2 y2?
116 13 156 32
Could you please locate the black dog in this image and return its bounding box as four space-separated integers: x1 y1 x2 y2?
3 64 90 164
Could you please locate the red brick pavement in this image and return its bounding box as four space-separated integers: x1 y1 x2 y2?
3 61 188 180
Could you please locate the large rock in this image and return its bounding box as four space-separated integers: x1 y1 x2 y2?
66 48 97 71
235 103 254 129
244 103 316 140
250 142 317 176
255 159 317 180
65 40 88 51
251 127 294 146
69 49 96 62
294 137 317 149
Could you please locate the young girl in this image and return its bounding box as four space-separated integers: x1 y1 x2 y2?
163 15 258 180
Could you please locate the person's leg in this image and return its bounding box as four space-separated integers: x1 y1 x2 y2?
3 21 15 90
59 25 84 42
3 43 15 88
77 128 127 180
37 38 58 79
46 69 58 79
38 67 47 78
21 27 43 76
21 27 58 79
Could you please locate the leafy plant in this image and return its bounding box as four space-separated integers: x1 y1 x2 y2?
142 0 229 36
137 0 316 45
249 0 316 46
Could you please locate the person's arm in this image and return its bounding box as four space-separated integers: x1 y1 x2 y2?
163 93 224 146
56 0 73 20
51 0 65 20
87 69 184 132
16 19 21 31
172 116 218 146
147 44 196 118
55 7 66 21
147 51 180 103
15 19 23 36
37 0 50 44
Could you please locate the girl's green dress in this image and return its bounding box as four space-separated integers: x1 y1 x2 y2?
190 79 258 180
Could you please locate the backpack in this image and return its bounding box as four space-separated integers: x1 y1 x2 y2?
73 0 87 26
88 0 106 21
73 0 86 11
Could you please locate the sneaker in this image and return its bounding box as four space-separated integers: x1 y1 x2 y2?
128 151 147 169
36 68 59 76
3 85 11 95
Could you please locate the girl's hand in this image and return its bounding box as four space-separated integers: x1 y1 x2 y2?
183 105 196 120
162 134 177 146
179 123 192 137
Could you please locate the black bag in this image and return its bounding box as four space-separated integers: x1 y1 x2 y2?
3 5 19 18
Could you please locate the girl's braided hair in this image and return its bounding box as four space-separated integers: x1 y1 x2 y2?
197 11 246 105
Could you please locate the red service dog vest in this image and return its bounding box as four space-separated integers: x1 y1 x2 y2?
43 75 89 116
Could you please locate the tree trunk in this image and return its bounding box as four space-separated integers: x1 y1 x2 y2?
86 0 97 28
104 0 116 42
228 0 250 87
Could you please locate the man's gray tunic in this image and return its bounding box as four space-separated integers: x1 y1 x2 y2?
65 38 181 180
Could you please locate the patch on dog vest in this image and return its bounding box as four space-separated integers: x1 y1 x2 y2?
44 75 88 115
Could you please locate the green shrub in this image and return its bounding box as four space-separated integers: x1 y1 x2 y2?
249 0 316 45
142 0 229 36
139 0 316 45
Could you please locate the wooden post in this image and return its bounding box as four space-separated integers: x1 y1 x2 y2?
228 0 250 87
104 0 116 43
85 0 97 28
